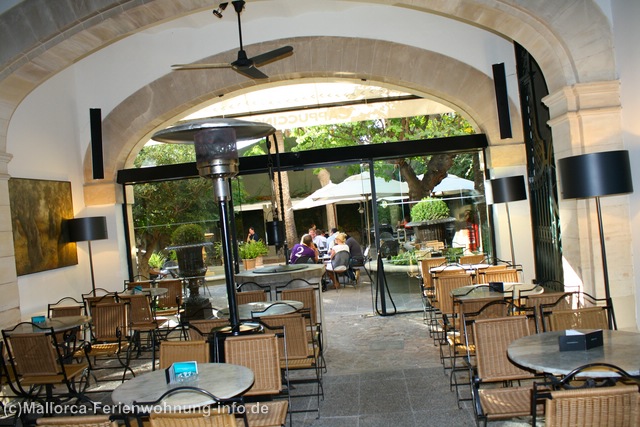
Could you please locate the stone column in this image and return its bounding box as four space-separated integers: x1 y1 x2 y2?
0 152 21 329
543 81 635 328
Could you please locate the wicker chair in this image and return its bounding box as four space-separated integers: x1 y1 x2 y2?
523 291 572 332
418 257 447 325
546 306 611 332
155 279 185 317
36 415 119 427
431 274 473 352
2 322 90 403
187 319 231 341
47 296 87 357
260 313 323 417
150 410 238 427
82 301 135 383
224 334 290 427
236 282 271 301
119 294 168 364
159 341 209 370
235 290 267 305
459 254 486 265
471 315 543 426
533 363 640 427
476 268 520 284
82 290 118 317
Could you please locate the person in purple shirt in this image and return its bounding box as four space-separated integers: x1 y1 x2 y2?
289 234 319 264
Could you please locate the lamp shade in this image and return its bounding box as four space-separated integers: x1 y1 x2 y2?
66 217 108 242
490 175 527 204
559 150 633 199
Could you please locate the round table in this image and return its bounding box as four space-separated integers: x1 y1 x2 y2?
218 300 304 320
121 287 168 298
8 315 92 334
235 264 325 299
507 330 640 377
452 283 543 301
111 363 254 409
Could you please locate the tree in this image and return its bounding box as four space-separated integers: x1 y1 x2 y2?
132 143 219 277
290 113 477 200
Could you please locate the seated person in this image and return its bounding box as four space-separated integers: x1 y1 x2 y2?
325 233 350 289
289 234 319 264
313 228 328 254
345 233 364 282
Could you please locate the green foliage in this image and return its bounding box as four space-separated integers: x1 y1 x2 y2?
238 240 269 259
444 247 464 263
171 223 205 245
148 252 166 269
410 198 451 222
389 251 418 265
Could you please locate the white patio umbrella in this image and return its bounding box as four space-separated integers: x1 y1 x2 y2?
312 172 408 202
431 174 476 195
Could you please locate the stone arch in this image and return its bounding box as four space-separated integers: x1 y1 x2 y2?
91 36 519 201
0 0 614 158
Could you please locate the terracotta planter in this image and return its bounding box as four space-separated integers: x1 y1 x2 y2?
242 258 256 270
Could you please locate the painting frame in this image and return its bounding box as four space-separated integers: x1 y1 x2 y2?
8 178 78 276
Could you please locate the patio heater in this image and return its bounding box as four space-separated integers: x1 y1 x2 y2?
489 175 527 267
153 118 275 332
558 150 633 329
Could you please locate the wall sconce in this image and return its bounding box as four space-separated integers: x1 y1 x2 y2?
558 150 633 328
66 216 108 295
490 175 527 267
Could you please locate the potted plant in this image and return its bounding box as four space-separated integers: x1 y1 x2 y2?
410 198 456 246
238 239 268 270
166 224 213 319
148 251 166 279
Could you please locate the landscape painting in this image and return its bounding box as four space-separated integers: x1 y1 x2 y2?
8 178 78 275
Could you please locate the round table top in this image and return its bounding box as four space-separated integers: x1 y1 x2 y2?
507 330 640 377
8 315 91 334
111 363 254 409
235 263 325 285
451 283 543 300
218 300 304 319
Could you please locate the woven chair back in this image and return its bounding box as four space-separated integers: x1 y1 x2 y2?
156 279 184 310
236 289 267 305
187 319 230 341
5 332 59 377
545 384 640 427
280 287 319 325
36 415 120 427
260 313 309 360
149 410 238 427
91 302 129 342
419 257 447 291
477 268 520 284
525 292 572 331
548 306 610 331
459 254 486 264
473 316 534 382
159 340 209 369
125 281 153 290
83 293 118 317
224 334 281 397
122 294 154 324
434 274 473 315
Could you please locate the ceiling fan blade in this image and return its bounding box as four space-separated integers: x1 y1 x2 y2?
172 63 232 70
232 65 269 79
251 46 294 67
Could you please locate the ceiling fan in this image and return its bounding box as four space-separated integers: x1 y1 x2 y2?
171 1 293 79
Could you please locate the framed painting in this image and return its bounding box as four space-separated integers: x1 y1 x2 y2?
8 178 78 276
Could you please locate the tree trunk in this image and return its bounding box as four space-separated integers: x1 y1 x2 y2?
317 169 337 230
398 154 456 201
271 131 295 258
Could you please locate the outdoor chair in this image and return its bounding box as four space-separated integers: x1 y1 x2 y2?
236 282 271 301
533 363 640 427
2 322 90 404
418 257 447 328
235 289 267 305
524 291 573 332
224 334 290 427
158 340 209 369
476 267 520 284
431 274 473 352
539 291 617 331
47 296 87 358
154 278 185 318
325 250 351 288
187 318 231 341
260 312 323 418
82 290 118 318
82 301 135 383
471 315 544 426
119 294 168 368
150 409 238 427
459 254 486 265
36 415 120 427
279 286 323 358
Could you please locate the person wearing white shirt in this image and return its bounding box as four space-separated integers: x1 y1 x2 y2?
326 227 338 249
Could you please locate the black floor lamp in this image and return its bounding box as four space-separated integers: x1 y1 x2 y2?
66 216 108 296
490 175 527 267
559 150 633 328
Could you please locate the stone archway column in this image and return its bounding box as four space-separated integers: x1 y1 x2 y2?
0 152 21 328
543 81 636 329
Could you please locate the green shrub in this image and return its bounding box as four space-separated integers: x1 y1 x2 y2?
238 240 269 259
171 224 205 245
148 252 166 269
410 197 450 222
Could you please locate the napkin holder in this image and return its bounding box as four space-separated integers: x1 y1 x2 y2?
488 282 504 293
558 329 603 351
31 315 46 324
165 361 198 384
